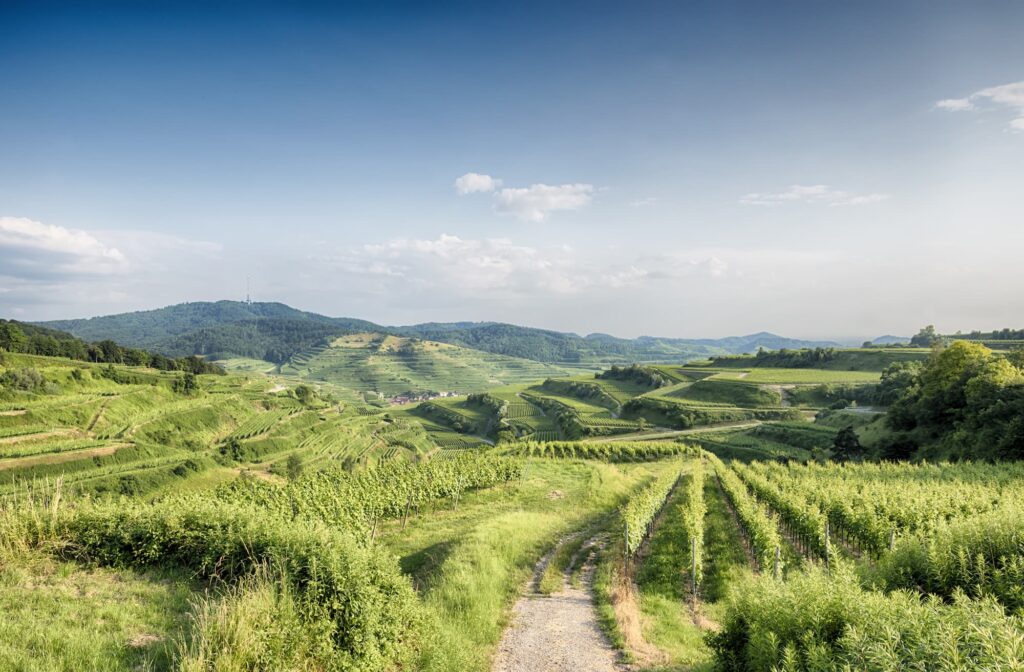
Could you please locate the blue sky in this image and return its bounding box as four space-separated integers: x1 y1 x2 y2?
2 1 1023 339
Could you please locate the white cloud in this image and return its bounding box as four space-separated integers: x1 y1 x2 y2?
936 98 974 112
740 184 889 207
453 172 500 194
0 217 227 319
936 81 1024 131
493 183 594 222
454 172 595 221
630 197 657 208
0 216 127 278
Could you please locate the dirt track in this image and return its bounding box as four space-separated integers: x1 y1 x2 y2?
492 538 621 672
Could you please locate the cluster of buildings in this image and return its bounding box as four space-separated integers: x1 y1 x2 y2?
387 390 459 405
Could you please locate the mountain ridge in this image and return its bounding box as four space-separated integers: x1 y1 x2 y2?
37 300 841 365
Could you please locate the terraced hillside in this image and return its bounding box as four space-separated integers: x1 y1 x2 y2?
0 352 436 499
279 333 583 397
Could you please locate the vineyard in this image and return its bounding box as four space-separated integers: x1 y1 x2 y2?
2 347 1023 670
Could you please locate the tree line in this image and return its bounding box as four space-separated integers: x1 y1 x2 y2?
0 319 223 374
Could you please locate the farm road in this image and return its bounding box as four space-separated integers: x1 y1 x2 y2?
492 537 621 672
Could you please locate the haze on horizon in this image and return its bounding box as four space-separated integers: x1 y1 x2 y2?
2 1 1023 341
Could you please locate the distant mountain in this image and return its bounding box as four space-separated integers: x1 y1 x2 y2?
43 301 379 348
35 301 841 365
664 331 842 354
871 335 911 345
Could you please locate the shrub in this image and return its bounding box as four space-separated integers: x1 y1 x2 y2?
42 499 426 671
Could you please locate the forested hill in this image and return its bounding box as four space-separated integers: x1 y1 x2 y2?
35 300 840 365
42 301 378 349
396 323 840 363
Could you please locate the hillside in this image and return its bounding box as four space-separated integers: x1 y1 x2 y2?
37 300 841 365
279 333 583 397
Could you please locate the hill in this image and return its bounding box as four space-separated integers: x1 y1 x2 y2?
37 300 842 365
871 334 911 345
41 301 378 352
278 332 582 397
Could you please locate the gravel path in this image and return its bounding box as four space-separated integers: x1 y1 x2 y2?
492 540 621 672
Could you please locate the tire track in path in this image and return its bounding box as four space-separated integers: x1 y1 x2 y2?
492 536 622 672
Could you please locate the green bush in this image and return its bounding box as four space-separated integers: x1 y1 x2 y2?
45 499 425 671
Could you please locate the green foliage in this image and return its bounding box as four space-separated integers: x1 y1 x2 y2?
707 453 782 571
0 367 55 393
622 462 684 555
286 453 304 480
0 319 224 374
871 503 1024 612
832 425 864 461
216 452 522 540
596 364 669 388
38 499 426 671
910 324 941 347
519 440 699 462
710 567 1024 671
886 340 1024 459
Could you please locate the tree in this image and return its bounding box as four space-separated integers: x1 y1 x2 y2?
286 454 304 480
0 322 27 352
173 372 198 395
910 325 940 348
294 384 316 405
832 426 864 462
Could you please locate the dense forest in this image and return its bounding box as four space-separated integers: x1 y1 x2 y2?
158 319 349 363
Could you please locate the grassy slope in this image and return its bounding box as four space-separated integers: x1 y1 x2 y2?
0 551 194 672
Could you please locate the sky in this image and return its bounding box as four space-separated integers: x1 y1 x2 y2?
2 1 1023 340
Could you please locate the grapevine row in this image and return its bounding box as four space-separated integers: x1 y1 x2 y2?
706 453 781 572
622 462 684 556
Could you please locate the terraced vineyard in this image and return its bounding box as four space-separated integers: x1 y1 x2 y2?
0 353 434 499
278 332 580 397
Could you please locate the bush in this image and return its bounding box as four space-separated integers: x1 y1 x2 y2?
43 499 425 670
